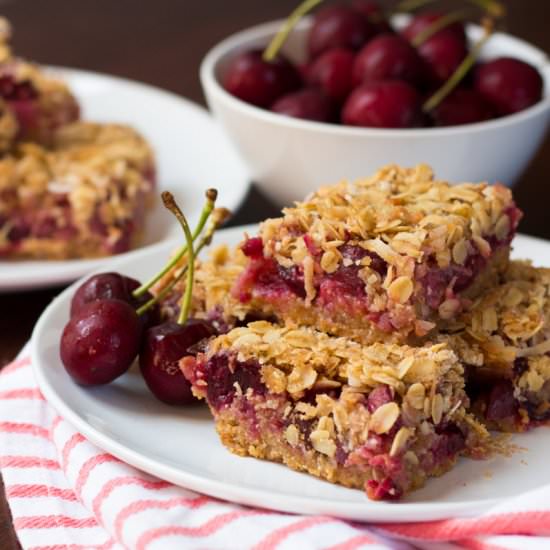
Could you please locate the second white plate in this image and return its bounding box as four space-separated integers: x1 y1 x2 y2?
31 225 550 523
0 67 249 292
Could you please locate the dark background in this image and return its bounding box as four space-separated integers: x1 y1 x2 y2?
1 0 549 546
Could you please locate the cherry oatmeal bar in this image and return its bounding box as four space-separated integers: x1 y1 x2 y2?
0 18 79 145
442 261 550 432
233 165 521 345
0 122 156 259
182 322 490 500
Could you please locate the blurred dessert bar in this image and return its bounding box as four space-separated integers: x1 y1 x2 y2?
0 122 156 259
0 17 79 146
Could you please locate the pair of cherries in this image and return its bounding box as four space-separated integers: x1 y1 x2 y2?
60 272 214 404
224 1 543 128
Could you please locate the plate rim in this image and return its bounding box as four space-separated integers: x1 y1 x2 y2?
0 66 250 293
30 228 549 523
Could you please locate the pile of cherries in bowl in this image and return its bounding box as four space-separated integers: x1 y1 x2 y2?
223 0 544 128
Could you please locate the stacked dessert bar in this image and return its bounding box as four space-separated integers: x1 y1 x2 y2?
182 323 489 500
171 164 545 501
441 260 550 432
0 18 156 259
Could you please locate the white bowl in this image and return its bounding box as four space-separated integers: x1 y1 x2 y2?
200 17 550 206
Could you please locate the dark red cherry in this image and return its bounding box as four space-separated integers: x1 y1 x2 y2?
60 299 141 386
342 80 423 128
430 89 495 126
474 57 543 115
351 0 393 34
224 49 301 108
401 12 466 44
306 47 355 102
70 272 160 330
417 32 468 84
71 272 132 317
271 88 334 122
352 34 425 87
308 5 377 58
140 319 216 405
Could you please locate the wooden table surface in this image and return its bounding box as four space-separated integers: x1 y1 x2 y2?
1 0 549 546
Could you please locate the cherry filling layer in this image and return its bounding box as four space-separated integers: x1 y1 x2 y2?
236 206 520 331
472 377 550 428
464 356 550 429
0 192 76 255
198 353 266 411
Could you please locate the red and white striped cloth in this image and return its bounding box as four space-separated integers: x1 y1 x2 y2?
1 349 550 550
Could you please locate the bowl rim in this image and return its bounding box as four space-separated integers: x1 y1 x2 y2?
200 17 550 138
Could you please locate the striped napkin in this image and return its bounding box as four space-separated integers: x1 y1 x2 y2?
1 348 549 550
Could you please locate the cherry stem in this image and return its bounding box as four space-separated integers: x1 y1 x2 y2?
132 189 217 298
393 0 437 14
412 10 468 47
161 192 196 325
423 27 492 112
263 0 323 62
135 208 231 317
466 0 505 18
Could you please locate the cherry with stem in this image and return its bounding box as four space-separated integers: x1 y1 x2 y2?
139 192 217 405
423 20 493 113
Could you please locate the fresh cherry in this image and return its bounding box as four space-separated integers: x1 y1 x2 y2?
271 88 334 122
342 80 423 128
306 47 355 102
308 5 376 58
70 272 132 316
352 34 425 87
474 57 543 115
137 190 220 405
401 12 466 45
224 49 301 108
60 299 141 386
140 319 215 405
351 0 393 34
430 89 494 126
417 32 468 84
70 272 160 330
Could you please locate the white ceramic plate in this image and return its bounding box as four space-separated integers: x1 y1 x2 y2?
31 226 550 522
0 67 249 292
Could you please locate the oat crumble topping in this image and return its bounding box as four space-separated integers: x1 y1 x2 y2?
260 164 515 280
